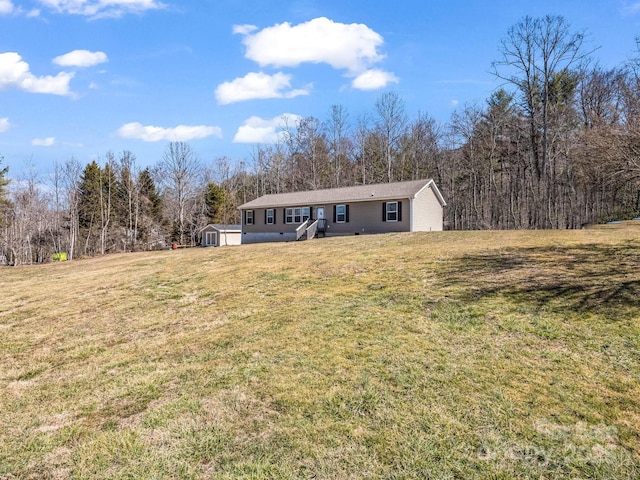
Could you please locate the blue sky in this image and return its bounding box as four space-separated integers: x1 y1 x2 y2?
1 0 640 177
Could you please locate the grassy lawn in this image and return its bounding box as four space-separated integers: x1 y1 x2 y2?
1 228 639 479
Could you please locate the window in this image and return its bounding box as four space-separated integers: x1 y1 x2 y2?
333 205 349 223
386 201 398 222
285 206 310 224
266 209 275 225
383 201 401 222
245 210 254 225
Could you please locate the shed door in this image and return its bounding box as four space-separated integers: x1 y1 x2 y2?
205 231 217 246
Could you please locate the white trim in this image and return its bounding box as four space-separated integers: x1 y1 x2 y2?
385 201 399 222
197 224 241 234
239 180 446 210
205 231 217 246
245 196 413 210
414 179 447 207
285 206 310 224
409 198 414 231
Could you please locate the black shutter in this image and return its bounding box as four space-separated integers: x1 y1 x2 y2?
274 209 277 225
346 205 350 223
243 210 247 225
264 210 267 224
333 205 337 223
382 202 387 222
398 201 402 221
283 208 286 224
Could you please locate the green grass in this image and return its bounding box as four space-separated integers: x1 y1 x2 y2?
1 229 639 479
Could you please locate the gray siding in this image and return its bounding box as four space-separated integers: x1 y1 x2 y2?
242 232 296 244
324 201 409 235
241 201 411 243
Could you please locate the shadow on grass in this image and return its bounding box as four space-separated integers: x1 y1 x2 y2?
437 241 640 318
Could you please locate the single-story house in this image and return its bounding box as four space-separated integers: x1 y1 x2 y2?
238 179 446 244
198 224 242 247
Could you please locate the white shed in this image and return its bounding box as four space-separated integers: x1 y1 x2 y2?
199 224 242 247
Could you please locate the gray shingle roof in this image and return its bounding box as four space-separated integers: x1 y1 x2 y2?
239 179 445 209
200 224 241 232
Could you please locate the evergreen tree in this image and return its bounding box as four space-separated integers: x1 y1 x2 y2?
203 182 227 224
138 168 162 222
0 157 11 264
77 161 103 255
137 167 165 248
0 157 10 227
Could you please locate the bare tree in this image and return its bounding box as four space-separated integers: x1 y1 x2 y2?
4 168 54 265
492 15 590 227
577 66 623 128
99 154 117 254
157 142 201 245
325 104 353 188
375 91 407 182
402 112 442 182
116 151 138 252
354 114 372 185
285 116 329 190
61 158 81 260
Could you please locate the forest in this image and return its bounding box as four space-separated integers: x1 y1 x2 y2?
1 15 640 265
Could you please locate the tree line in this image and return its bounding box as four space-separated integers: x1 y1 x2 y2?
1 15 640 265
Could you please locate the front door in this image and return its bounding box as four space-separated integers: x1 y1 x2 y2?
316 207 326 231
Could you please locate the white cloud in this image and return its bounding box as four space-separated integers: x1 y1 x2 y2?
0 117 9 132
215 71 309 105
237 17 385 75
32 137 55 146
351 69 399 91
233 114 301 144
232 24 257 35
451 99 460 108
36 0 165 18
116 122 222 142
53 50 108 68
0 52 74 95
0 0 13 15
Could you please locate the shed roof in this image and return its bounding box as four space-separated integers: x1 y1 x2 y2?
239 179 445 209
200 224 241 232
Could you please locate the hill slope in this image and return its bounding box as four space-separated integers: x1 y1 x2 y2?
1 230 639 479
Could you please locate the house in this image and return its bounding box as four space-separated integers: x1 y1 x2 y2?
238 179 446 244
198 224 242 247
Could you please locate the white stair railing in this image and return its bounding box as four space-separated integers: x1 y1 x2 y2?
295 220 309 240
306 219 319 240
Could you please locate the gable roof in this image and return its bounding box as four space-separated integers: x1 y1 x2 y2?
199 224 241 233
239 179 446 210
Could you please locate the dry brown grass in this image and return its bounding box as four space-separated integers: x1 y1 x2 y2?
1 228 639 478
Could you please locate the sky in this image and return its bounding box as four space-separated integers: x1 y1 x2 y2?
1 0 640 178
